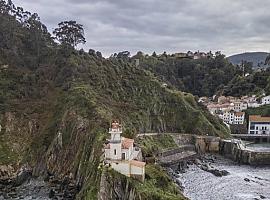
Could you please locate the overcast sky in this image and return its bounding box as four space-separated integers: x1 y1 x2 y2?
12 0 270 57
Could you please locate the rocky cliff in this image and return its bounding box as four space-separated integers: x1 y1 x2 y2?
0 2 230 199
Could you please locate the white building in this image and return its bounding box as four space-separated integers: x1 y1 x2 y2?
232 101 248 112
104 121 145 181
219 111 245 125
261 95 270 105
248 115 270 135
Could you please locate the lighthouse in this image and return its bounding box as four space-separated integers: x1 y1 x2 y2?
104 120 146 181
109 120 122 160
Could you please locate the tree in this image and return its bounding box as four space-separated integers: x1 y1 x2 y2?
53 21 86 47
152 51 157 57
96 51 102 58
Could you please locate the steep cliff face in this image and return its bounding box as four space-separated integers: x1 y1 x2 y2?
98 165 187 200
0 4 230 199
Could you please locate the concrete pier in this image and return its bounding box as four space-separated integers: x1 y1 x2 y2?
219 139 270 165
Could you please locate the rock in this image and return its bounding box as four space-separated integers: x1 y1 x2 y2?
13 167 32 187
174 174 180 178
49 189 55 198
194 158 202 165
260 195 266 199
220 170 229 176
175 179 182 187
244 178 250 182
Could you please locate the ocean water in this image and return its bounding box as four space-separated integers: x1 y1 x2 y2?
246 143 270 152
178 156 270 200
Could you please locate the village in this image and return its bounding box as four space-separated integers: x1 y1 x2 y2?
199 94 270 135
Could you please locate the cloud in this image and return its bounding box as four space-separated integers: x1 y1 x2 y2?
12 0 270 56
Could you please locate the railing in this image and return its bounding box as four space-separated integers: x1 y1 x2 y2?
109 128 122 132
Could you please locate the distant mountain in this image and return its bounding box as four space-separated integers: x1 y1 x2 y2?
227 52 270 68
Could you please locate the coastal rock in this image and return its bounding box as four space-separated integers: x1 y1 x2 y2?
13 166 32 186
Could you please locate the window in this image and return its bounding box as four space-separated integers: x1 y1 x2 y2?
114 149 116 155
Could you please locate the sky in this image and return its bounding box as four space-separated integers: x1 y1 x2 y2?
12 0 270 57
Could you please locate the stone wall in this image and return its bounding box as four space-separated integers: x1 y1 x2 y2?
219 140 270 165
195 136 220 154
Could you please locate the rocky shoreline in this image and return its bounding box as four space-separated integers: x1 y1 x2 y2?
0 165 78 200
166 154 230 191
169 153 270 200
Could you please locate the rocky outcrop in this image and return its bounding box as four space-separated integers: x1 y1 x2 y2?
98 169 139 200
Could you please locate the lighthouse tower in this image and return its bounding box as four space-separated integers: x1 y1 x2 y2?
109 120 122 160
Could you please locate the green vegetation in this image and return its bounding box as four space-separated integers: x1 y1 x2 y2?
105 165 186 200
132 51 270 98
136 134 178 157
245 105 270 117
0 135 19 165
0 1 230 199
136 52 243 97
136 164 186 200
222 70 270 97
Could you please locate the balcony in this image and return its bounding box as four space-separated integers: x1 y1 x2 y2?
109 128 122 133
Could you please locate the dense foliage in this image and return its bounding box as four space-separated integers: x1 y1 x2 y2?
222 69 270 97
0 1 230 199
132 52 269 97
135 53 243 97
53 21 86 47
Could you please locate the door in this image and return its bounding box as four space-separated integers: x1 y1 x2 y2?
122 153 125 160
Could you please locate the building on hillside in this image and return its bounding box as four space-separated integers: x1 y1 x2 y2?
207 103 220 114
104 121 145 181
134 59 140 67
173 52 187 58
261 95 270 105
193 51 207 59
186 51 194 58
198 96 209 104
248 101 261 108
248 115 270 135
232 101 248 112
218 111 245 125
234 112 245 124
217 96 229 104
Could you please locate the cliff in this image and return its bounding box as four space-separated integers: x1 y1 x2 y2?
0 2 230 199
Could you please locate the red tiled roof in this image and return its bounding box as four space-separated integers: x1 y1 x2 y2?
122 138 134 149
130 160 146 168
235 112 245 116
249 115 270 122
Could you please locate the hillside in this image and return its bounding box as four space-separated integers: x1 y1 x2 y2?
134 52 243 97
227 52 270 68
0 2 229 199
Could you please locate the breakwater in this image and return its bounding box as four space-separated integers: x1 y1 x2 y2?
219 139 270 165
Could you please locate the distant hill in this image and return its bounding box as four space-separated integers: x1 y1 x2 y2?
227 52 270 68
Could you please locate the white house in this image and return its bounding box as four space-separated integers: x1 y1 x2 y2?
261 95 270 105
232 101 248 112
218 111 245 125
104 121 145 181
234 112 245 125
248 115 270 135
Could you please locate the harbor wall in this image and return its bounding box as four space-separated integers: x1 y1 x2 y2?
219 140 270 165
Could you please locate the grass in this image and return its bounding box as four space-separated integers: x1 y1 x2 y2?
136 134 178 157
106 164 187 200
0 135 19 165
136 164 187 200
245 105 270 117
